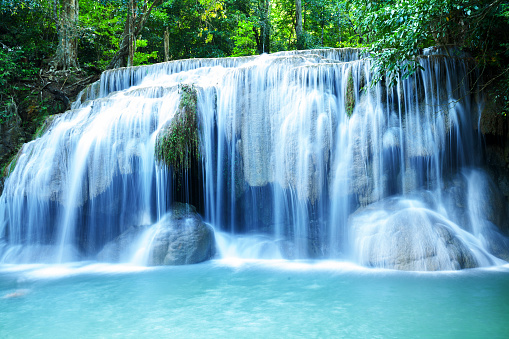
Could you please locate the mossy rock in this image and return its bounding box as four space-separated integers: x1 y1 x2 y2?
155 84 200 172
1 147 22 178
345 67 355 117
34 114 62 139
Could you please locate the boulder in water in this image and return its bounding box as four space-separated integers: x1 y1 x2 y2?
149 203 215 265
350 198 492 271
97 203 215 265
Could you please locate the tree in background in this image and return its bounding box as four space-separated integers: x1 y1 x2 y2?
50 0 79 70
0 1 57 121
108 0 163 69
295 0 303 49
1 0 507 136
349 0 509 85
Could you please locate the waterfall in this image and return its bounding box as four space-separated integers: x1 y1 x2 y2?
0 48 507 269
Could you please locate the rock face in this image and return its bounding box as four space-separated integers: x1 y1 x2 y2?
0 102 23 196
441 170 509 261
350 198 493 271
97 203 216 265
0 103 22 165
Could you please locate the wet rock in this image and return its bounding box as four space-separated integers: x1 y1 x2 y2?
443 170 509 235
97 225 149 262
149 203 215 265
477 221 509 262
345 66 355 117
442 174 471 232
0 102 22 177
0 244 81 263
97 203 215 265
350 198 492 271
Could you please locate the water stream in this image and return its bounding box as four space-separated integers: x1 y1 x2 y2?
0 48 508 270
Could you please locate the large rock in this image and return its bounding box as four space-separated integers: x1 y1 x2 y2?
350 197 493 271
149 203 215 265
97 203 215 265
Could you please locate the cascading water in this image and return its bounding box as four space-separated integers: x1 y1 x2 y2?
0 48 508 270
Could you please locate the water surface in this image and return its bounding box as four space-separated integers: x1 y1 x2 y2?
1 261 508 338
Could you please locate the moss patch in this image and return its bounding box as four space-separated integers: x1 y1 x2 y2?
1 148 21 178
345 68 355 117
155 84 200 172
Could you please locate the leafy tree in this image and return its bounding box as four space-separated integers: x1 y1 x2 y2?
349 0 509 86
270 0 296 51
0 1 55 122
108 0 163 69
231 20 257 56
79 0 123 70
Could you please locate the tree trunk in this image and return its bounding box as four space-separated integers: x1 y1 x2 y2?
50 0 79 71
127 0 136 67
295 0 303 49
164 27 169 62
254 0 270 54
107 0 162 70
261 0 270 54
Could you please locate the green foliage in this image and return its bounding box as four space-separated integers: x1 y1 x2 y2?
0 0 55 124
155 84 200 173
231 20 257 56
349 1 509 86
0 48 39 124
1 150 19 178
2 0 507 108
157 0 231 60
79 0 123 70
349 0 442 84
133 39 158 66
270 0 296 51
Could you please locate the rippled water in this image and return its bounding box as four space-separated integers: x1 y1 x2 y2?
1 262 508 338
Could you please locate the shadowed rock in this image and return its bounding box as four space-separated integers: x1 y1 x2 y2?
148 203 215 265
97 203 215 265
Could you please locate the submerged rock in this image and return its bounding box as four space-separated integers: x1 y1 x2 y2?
441 169 509 261
97 203 215 265
477 221 509 262
97 225 149 262
350 198 493 271
0 244 81 264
